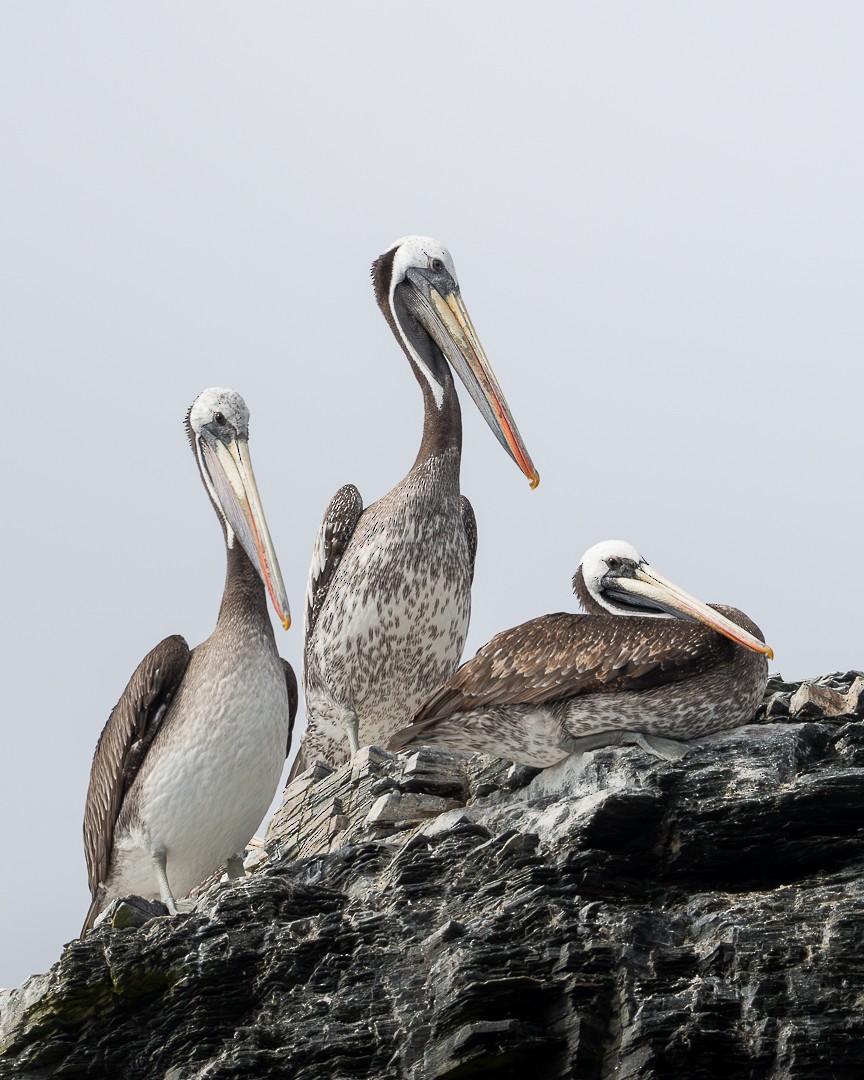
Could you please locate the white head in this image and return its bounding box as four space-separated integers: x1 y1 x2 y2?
387 235 459 295
188 387 250 440
578 540 651 615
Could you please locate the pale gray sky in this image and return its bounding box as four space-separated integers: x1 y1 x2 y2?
1 3 862 987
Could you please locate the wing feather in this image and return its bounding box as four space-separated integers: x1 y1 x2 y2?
304 484 364 639
460 496 478 587
282 658 298 757
409 612 735 728
83 635 191 904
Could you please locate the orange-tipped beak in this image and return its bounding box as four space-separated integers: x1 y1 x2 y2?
425 286 539 488
204 436 292 631
622 564 773 657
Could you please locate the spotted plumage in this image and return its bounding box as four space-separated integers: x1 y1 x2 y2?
294 237 536 777
389 540 772 768
82 389 296 932
298 450 473 774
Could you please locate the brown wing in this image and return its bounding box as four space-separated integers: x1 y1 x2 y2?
83 635 190 900
304 484 364 640
460 496 478 587
408 611 736 730
283 658 299 757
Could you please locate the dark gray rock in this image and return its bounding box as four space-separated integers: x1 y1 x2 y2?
94 895 169 931
2 673 863 1079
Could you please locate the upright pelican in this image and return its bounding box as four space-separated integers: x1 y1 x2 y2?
389 540 772 766
82 388 297 933
295 236 537 777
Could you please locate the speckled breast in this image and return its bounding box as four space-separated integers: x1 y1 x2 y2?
306 477 472 755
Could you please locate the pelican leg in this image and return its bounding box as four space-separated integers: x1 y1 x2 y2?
340 703 360 756
619 732 691 761
226 852 246 880
151 849 179 915
559 730 691 762
559 731 623 756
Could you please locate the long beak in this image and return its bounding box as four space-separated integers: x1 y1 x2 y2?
203 437 291 630
408 272 538 487
619 565 773 658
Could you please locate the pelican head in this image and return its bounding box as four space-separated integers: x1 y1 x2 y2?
576 539 773 657
374 235 538 488
186 388 291 630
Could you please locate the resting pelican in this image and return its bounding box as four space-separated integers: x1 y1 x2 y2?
294 236 537 778
82 388 297 933
389 540 772 766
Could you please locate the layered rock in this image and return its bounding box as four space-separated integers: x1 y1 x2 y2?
2 672 863 1079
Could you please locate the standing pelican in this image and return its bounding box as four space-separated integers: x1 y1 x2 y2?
82 388 297 933
389 540 772 766
295 236 537 777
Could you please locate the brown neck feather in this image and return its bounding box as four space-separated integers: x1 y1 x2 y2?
572 566 606 615
217 539 272 636
412 380 462 470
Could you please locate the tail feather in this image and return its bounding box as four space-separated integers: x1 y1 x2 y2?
80 893 102 937
285 744 309 785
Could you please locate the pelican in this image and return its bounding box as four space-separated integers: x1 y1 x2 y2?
389 540 772 766
82 388 297 933
294 236 537 778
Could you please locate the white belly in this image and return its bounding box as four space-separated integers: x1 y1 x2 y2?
110 639 288 901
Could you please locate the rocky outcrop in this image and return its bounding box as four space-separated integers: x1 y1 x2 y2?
2 672 863 1079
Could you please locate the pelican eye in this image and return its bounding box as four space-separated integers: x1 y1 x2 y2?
429 257 445 274
214 411 226 426
606 556 621 568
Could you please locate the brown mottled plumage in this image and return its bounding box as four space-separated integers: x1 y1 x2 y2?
389 540 772 768
294 237 536 778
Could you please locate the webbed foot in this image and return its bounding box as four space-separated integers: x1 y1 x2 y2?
559 730 691 761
